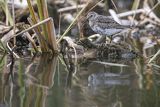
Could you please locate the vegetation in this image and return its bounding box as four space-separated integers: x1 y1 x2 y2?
0 0 160 107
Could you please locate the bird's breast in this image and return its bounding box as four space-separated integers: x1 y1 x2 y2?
93 26 123 36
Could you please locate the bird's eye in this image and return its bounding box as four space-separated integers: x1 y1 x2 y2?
87 12 96 19
88 14 93 19
90 14 94 18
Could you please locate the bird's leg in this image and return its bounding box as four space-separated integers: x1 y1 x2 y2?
106 35 112 43
110 35 113 43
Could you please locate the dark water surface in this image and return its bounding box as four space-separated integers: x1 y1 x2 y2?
0 54 160 107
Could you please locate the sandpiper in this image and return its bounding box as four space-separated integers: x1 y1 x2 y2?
87 12 130 42
78 38 138 61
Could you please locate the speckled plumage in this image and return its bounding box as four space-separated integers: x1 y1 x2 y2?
87 12 129 36
78 38 138 61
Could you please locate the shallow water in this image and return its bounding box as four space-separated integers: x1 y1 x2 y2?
0 54 160 107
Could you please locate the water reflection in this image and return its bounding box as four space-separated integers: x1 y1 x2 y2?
0 54 160 107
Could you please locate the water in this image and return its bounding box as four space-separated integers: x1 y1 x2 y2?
0 54 160 107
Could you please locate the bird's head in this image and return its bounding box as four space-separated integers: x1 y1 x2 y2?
87 12 97 21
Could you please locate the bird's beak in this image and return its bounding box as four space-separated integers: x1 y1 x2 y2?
86 16 90 20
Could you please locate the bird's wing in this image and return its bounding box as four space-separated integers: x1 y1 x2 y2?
95 16 129 29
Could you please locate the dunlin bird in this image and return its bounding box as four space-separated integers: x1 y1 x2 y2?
87 12 130 42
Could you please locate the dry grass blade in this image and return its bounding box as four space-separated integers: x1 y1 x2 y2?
37 0 49 52
148 49 160 63
146 0 160 15
25 32 38 52
132 0 140 10
87 0 104 14
36 0 58 52
0 40 7 51
92 61 128 67
58 4 86 13
57 1 91 43
27 0 57 52
111 0 118 12
6 42 20 58
47 18 58 52
131 0 140 26
0 0 13 25
150 63 160 69
11 0 16 46
136 1 160 25
1 18 52 44
116 9 144 18
27 0 47 51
